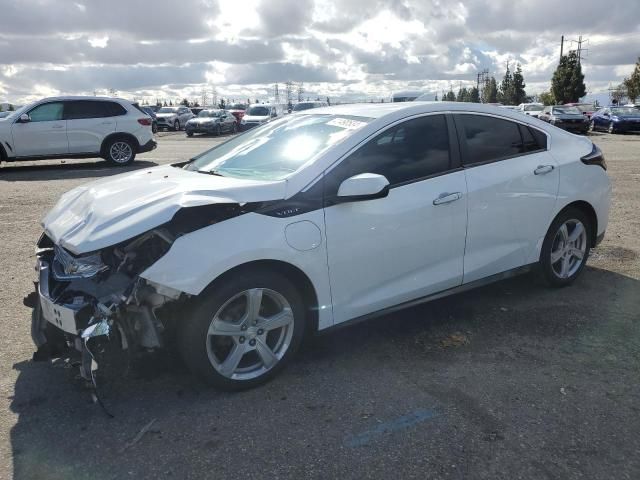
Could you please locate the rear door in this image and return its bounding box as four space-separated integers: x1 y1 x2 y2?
11 101 68 157
323 114 468 324
454 113 559 283
65 100 118 154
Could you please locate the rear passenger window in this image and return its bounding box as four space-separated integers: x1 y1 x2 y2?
325 114 451 192
64 101 106 119
105 102 127 116
456 114 523 165
529 127 547 150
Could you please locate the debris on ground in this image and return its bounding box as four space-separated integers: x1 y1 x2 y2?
439 332 470 348
119 418 157 453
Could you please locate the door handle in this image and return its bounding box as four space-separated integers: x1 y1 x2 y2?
51 124 65 129
433 192 462 205
534 165 554 175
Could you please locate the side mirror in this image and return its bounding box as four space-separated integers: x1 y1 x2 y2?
337 173 390 201
603 113 610 118
19 113 30 123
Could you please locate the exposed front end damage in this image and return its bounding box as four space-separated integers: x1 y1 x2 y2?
31 228 187 398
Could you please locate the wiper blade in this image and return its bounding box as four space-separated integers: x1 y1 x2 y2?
197 169 225 177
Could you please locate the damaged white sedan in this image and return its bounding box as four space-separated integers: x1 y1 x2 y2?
32 102 611 391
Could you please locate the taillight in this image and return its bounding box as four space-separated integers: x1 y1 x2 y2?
581 144 606 170
138 118 152 126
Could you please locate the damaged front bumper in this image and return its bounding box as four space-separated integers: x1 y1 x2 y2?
32 233 186 388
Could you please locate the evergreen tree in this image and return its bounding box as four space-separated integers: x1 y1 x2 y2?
181 98 190 106
434 93 438 101
456 87 467 102
163 101 168 107
498 63 515 104
551 51 586 103
469 87 480 103
8 104 14 111
512 63 527 104
169 100 173 106
483 77 498 103
445 89 456 101
623 57 640 103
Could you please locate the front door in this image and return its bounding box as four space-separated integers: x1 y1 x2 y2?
453 113 559 283
11 101 68 157
323 114 468 324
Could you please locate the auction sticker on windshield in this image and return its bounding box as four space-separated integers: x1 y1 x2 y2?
326 118 368 130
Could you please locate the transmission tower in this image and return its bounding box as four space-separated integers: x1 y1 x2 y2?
297 82 304 103
476 69 489 102
273 83 280 104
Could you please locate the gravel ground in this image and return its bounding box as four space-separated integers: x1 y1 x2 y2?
0 130 639 480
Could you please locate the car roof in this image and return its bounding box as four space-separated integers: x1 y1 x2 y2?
302 101 541 122
36 96 128 103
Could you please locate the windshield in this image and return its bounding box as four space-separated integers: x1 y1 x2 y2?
553 106 581 115
292 103 316 111
158 107 179 113
246 106 270 116
198 110 220 117
185 114 372 180
524 104 543 111
612 107 639 115
573 104 594 112
228 104 247 110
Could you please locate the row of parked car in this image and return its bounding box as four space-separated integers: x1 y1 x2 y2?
139 100 330 137
503 102 640 135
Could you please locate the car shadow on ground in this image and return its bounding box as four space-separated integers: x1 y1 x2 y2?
0 160 158 182
8 266 640 479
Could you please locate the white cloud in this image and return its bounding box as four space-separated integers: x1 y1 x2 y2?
0 0 638 104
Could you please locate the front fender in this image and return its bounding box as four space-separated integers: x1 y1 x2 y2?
140 210 334 329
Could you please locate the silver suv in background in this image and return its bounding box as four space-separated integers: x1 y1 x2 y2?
155 106 194 131
0 96 156 166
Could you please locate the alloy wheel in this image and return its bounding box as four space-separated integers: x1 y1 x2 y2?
206 288 294 380
588 121 595 132
109 141 133 164
608 122 615 134
550 219 587 279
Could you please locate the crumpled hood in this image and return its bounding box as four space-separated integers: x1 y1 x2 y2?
43 164 287 254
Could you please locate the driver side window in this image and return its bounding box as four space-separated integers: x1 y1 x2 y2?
324 114 451 198
28 102 64 122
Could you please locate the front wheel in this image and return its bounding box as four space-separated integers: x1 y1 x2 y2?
539 208 591 287
179 271 306 391
608 122 615 134
105 137 136 166
232 122 238 133
174 120 180 131
588 120 595 132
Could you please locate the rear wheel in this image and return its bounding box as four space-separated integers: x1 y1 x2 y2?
105 137 136 166
539 208 591 287
174 120 180 131
186 131 193 137
232 122 238 133
179 270 306 391
588 120 595 132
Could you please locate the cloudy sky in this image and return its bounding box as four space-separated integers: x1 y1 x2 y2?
1 0 639 105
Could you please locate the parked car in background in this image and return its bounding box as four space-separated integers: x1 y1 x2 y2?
0 96 155 166
33 102 610 391
240 104 278 130
624 103 640 110
226 103 248 123
155 106 194 131
565 103 596 119
590 106 640 134
517 103 544 118
137 105 158 134
292 101 328 112
147 105 161 113
0 112 10 119
538 105 589 134
185 109 237 137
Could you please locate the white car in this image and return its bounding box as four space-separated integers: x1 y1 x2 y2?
33 102 610 391
240 104 278 130
518 102 544 118
0 96 156 166
155 106 194 131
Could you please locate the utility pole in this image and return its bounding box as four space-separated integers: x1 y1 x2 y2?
559 35 564 63
273 83 280 104
297 82 304 103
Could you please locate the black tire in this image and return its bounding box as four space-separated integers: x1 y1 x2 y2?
104 137 136 166
174 120 180 131
216 124 221 136
608 122 615 134
232 122 238 133
179 270 306 391
186 131 193 137
588 120 595 133
152 122 158 134
539 207 591 287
